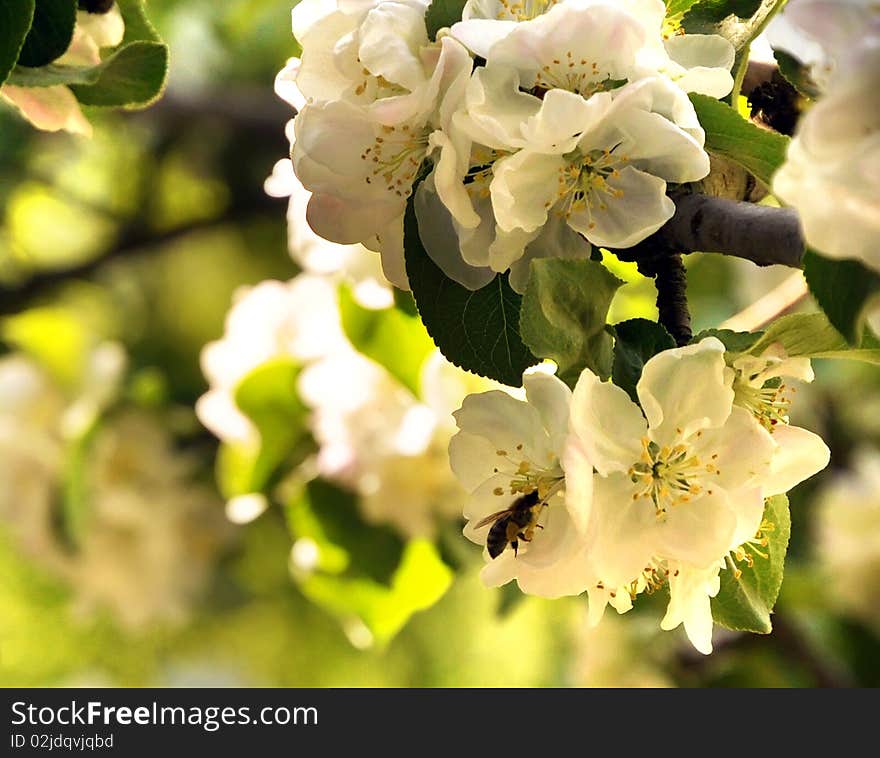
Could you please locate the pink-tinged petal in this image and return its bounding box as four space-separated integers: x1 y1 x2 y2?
1 85 92 137
306 192 405 247
637 337 733 446
570 369 645 476
764 424 831 496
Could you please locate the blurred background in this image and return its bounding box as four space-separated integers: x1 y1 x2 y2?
1 0 878 688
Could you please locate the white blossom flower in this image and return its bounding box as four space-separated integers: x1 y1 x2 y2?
291 34 473 288
0 351 228 628
196 276 347 446
265 156 395 309
569 337 827 652
449 366 598 596
302 348 508 538
770 1 880 272
730 344 831 495
767 0 880 91
814 448 880 632
0 4 125 137
450 0 734 97
66 410 229 628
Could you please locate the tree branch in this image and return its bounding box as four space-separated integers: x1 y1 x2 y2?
659 194 804 268
639 251 692 346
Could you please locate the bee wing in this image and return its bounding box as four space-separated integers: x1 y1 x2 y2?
473 509 510 529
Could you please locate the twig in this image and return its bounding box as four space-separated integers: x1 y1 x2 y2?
0 199 284 316
659 195 804 269
720 271 809 332
639 251 692 346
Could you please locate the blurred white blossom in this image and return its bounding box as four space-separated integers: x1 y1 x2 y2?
770 0 880 272
814 449 880 632
0 351 228 629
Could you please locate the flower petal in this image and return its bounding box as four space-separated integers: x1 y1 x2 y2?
637 337 733 446
590 471 658 587
570 369 646 476
764 423 831 496
523 369 572 457
656 490 737 569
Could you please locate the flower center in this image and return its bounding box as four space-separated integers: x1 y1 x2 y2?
628 435 720 517
549 147 629 226
464 146 509 200
360 123 430 197
532 51 627 99
490 445 564 500
496 0 559 21
726 517 774 578
734 377 793 432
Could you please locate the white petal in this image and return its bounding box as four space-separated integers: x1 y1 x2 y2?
491 150 564 234
569 165 674 249
589 472 658 587
453 390 555 466
358 2 428 92
563 435 593 537
764 424 831 496
449 431 501 493
414 178 496 290
570 369 645 476
661 563 720 654
656 491 737 569
523 369 572 457
637 337 733 446
695 405 776 494
450 18 518 58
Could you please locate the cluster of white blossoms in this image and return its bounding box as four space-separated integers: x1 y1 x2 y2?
0 347 228 628
769 0 880 274
198 270 511 538
450 338 830 653
283 0 735 292
1 3 125 137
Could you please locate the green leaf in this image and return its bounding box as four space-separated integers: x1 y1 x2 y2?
216 358 308 498
338 286 436 397
612 319 676 401
287 479 405 584
424 0 467 39
69 40 168 106
747 311 880 364
0 0 35 86
116 0 162 45
8 0 169 107
404 196 538 387
520 258 623 387
17 0 76 68
286 480 452 646
689 93 789 186
665 0 701 17
773 49 821 100
803 250 880 345
692 328 763 353
682 0 781 50
712 494 790 634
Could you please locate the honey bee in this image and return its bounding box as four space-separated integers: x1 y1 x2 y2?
475 490 547 559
